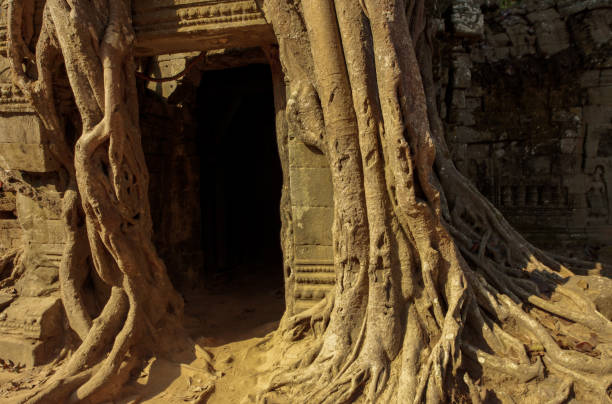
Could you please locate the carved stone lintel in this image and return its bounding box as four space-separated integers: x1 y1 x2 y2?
0 84 33 113
133 0 275 56
0 0 275 58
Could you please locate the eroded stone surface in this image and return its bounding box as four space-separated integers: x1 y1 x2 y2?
0 190 20 254
0 0 611 368
0 296 63 366
443 0 612 259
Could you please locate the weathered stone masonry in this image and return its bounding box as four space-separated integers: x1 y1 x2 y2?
443 0 612 258
0 0 276 366
0 0 611 367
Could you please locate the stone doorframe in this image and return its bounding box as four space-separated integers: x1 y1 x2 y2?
129 0 337 313
0 0 335 315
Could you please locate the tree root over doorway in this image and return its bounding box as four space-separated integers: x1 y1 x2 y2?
3 0 611 402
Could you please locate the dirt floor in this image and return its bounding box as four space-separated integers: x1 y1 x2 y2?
184 265 285 347
0 265 287 403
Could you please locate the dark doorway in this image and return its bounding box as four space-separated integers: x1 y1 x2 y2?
188 64 285 345
196 64 282 276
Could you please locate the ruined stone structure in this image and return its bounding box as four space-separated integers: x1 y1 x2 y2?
443 0 612 257
137 0 612 313
0 0 280 366
0 0 611 367
0 0 611 402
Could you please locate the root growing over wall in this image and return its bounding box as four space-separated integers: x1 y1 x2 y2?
7 0 199 402
5 0 612 402
256 0 612 402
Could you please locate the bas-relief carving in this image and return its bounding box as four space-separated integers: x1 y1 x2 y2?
459 150 570 212
0 84 32 113
0 295 63 366
293 262 335 312
0 54 33 113
288 139 335 311
132 0 274 55
0 296 62 340
586 165 611 222
444 4 612 252
134 0 265 30
0 0 274 57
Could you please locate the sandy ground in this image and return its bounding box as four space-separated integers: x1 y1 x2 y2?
0 266 287 403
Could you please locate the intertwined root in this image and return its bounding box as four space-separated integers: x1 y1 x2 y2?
282 294 335 341
4 0 612 403
254 0 612 401
0 246 24 287
257 255 612 403
254 171 612 403
4 0 193 402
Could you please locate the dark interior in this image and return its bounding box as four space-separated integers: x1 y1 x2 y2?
184 64 285 344
142 63 286 343
195 63 284 282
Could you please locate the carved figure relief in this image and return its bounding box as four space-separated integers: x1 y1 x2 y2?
587 165 609 220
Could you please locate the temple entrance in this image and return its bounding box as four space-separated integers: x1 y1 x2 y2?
197 64 282 277
184 63 285 345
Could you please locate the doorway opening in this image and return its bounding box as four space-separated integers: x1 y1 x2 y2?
185 63 285 346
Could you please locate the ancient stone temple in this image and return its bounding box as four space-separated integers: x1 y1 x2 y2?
0 0 611 367
0 0 611 402
0 0 338 366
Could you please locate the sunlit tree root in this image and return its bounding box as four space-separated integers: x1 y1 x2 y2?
5 0 612 402
255 0 612 402
261 255 612 402
281 294 335 341
464 268 612 400
6 0 200 402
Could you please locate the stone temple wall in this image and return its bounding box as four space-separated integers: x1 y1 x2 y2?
288 140 335 312
441 0 612 260
0 189 21 254
0 39 65 364
140 52 337 310
0 0 611 366
139 65 204 289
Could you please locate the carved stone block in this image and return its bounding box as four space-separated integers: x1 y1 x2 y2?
293 263 335 312
0 296 62 340
533 18 570 56
293 206 333 246
0 114 59 172
451 0 484 38
294 245 334 263
289 167 334 208
132 0 275 56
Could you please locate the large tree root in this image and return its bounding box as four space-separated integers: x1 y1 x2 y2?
254 0 612 403
6 0 200 402
4 0 612 402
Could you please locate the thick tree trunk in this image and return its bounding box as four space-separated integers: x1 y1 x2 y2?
7 0 193 403
257 0 612 403
5 0 612 402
